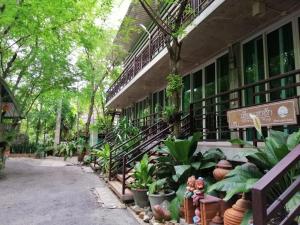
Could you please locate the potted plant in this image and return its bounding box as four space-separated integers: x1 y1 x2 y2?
148 178 176 212
130 154 154 208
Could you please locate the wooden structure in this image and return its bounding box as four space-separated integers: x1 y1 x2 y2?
0 77 21 140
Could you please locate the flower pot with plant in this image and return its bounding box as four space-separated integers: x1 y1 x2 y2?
148 178 176 212
130 154 154 208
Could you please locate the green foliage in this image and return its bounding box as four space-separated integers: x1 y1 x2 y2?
92 143 110 175
114 117 140 146
148 178 168 194
56 142 77 160
130 155 154 189
166 74 183 97
156 132 224 185
162 104 176 122
208 163 263 201
210 129 300 222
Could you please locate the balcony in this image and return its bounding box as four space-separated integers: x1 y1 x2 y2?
106 0 300 109
106 0 216 104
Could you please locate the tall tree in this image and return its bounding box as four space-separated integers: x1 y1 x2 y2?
138 0 189 136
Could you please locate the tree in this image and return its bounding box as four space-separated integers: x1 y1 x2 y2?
0 0 116 143
138 0 190 137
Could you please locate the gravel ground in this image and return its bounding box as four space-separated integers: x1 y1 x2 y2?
0 158 139 225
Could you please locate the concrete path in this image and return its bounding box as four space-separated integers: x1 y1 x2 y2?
0 157 139 225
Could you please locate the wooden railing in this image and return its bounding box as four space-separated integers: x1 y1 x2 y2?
106 0 215 102
190 69 300 142
252 145 300 225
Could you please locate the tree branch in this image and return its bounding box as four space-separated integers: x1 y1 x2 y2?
138 0 172 36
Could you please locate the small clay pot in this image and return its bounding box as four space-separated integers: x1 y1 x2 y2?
209 212 223 225
224 195 251 225
213 160 232 181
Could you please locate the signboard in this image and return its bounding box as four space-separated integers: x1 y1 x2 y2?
227 99 298 129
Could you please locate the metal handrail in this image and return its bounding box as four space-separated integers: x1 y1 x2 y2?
252 145 300 225
192 69 300 105
107 0 216 102
120 115 191 194
108 119 166 180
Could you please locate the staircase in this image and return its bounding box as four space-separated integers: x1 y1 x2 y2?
108 114 192 202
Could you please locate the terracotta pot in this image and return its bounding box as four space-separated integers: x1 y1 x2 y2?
213 160 232 181
224 195 251 225
209 212 223 225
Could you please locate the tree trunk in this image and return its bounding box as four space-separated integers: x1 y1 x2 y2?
168 41 182 137
85 84 99 141
54 99 62 148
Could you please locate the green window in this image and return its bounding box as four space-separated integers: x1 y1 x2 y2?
267 22 295 101
205 63 216 140
152 92 158 113
243 36 266 141
192 70 203 131
216 54 230 139
243 36 265 105
193 70 202 102
182 75 191 114
158 90 164 111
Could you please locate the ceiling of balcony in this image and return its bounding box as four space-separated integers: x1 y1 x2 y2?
113 2 154 61
107 0 300 109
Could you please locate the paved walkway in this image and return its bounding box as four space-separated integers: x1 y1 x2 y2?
0 157 139 225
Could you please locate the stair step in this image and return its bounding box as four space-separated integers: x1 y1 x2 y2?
116 173 135 185
108 180 133 202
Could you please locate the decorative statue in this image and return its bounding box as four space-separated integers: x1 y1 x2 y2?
184 175 196 198
193 207 201 224
192 177 205 225
192 177 205 207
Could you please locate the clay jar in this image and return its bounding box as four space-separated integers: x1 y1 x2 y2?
209 212 223 225
224 195 251 225
213 160 232 181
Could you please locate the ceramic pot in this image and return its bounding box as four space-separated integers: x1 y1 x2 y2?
132 188 150 208
213 160 232 181
224 195 251 225
148 190 175 212
209 212 223 225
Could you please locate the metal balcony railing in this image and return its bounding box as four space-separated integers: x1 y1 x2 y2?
106 0 215 103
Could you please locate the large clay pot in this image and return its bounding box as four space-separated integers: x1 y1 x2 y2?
213 160 232 181
224 195 251 225
132 188 150 208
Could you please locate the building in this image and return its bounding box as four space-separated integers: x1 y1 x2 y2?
0 77 21 137
107 0 300 155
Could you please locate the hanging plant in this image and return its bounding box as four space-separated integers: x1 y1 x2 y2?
166 74 183 98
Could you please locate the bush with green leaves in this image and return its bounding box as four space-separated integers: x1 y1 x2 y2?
92 143 110 175
153 132 225 220
208 129 300 224
56 141 77 160
156 132 224 186
130 154 154 190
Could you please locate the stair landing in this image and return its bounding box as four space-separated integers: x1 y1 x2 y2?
108 180 133 202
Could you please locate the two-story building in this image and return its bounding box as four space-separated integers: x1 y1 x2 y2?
106 0 300 158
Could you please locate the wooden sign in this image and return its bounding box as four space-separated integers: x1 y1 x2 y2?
227 99 298 129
